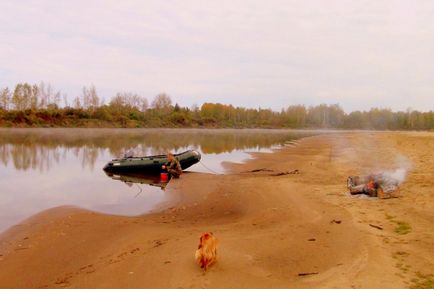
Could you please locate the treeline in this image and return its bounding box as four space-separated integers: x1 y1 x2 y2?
0 82 433 130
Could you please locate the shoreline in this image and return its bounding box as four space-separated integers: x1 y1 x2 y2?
2 126 431 133
0 128 316 234
0 132 433 289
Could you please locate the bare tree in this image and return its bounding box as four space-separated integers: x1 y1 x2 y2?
30 84 39 109
12 83 33 110
46 83 53 106
110 93 126 107
191 103 199 112
140 97 148 112
81 85 99 110
0 87 11 110
73 96 81 109
81 86 90 109
63 93 69 107
38 82 47 108
110 92 148 111
53 91 61 108
152 93 172 111
89 85 99 108
38 82 62 108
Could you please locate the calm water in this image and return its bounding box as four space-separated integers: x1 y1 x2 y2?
0 128 314 233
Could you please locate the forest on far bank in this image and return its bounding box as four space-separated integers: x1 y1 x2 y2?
0 82 433 130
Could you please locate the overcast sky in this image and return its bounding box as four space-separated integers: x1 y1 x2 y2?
0 0 433 112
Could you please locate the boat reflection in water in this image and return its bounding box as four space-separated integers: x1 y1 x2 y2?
104 172 169 191
0 128 316 233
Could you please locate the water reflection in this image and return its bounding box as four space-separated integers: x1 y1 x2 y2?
0 128 315 233
105 172 168 191
0 128 313 172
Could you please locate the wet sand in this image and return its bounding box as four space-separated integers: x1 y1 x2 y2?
0 132 433 289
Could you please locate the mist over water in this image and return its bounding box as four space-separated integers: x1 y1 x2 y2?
0 128 314 233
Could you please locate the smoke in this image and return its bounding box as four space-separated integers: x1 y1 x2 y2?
369 148 412 187
382 168 408 185
369 154 412 193
379 151 411 192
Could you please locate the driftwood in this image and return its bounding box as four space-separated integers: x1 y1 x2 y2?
369 224 383 230
347 174 401 198
245 168 274 173
298 272 319 276
270 169 300 176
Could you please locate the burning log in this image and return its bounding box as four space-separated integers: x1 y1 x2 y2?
347 170 404 198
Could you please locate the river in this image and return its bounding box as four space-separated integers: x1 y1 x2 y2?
0 128 315 233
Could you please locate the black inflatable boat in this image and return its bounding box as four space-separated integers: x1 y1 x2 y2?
103 150 201 174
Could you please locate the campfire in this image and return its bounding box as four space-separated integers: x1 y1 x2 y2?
347 169 406 198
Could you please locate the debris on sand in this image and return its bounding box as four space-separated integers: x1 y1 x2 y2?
270 169 300 176
243 168 274 173
298 272 319 276
369 224 383 230
243 168 300 176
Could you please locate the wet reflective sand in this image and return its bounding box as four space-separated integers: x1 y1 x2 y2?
0 128 314 232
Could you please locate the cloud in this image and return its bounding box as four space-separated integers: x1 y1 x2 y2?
0 0 433 111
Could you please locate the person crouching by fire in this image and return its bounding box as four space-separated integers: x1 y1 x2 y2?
162 153 182 178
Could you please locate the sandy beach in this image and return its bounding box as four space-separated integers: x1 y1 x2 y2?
0 132 433 289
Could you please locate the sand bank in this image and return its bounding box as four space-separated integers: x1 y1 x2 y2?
0 132 433 289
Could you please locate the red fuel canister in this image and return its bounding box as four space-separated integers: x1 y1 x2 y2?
160 173 169 182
